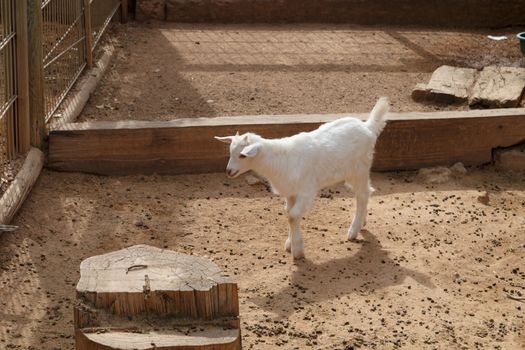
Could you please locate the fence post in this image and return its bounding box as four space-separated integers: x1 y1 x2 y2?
121 0 129 23
84 0 94 68
16 0 31 154
27 0 45 149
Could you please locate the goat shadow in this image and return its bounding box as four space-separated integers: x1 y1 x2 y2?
249 230 435 318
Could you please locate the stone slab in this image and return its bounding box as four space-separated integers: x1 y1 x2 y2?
469 66 525 108
412 65 478 104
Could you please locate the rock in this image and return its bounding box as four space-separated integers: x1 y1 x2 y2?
411 83 430 102
416 166 452 184
136 0 166 21
469 66 525 108
412 66 478 104
494 147 525 171
477 191 490 205
245 174 262 186
450 162 467 176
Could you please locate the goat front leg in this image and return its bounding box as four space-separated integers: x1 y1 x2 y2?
286 193 315 259
348 181 370 241
288 215 304 259
284 196 296 253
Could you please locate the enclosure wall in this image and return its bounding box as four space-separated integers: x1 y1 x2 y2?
161 0 525 27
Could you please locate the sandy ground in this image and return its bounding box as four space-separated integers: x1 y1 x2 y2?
0 167 524 349
77 22 525 122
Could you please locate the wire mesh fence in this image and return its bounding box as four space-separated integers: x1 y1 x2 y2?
41 0 122 121
0 0 18 164
90 0 120 49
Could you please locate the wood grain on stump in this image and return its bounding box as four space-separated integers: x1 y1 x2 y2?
75 245 241 350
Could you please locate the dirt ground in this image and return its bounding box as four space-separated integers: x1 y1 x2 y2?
0 167 524 349
77 22 525 122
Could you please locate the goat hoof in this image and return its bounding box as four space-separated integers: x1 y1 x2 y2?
291 242 304 259
347 230 359 241
284 238 291 252
292 250 305 260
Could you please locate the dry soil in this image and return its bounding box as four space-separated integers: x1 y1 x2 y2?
76 22 525 122
0 168 524 349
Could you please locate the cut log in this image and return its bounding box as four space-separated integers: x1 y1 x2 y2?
76 327 240 350
75 245 241 350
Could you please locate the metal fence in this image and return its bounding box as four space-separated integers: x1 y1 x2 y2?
42 0 121 121
90 0 120 49
0 0 124 170
42 0 87 120
0 0 18 161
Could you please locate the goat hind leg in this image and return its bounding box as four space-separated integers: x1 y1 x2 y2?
284 196 296 253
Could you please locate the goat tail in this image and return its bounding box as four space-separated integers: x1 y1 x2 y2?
365 97 390 136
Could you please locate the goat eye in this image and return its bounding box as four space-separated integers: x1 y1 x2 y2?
239 154 247 159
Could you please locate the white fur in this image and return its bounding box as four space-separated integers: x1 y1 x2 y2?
215 97 389 259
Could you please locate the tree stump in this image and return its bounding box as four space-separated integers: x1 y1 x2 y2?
74 245 241 349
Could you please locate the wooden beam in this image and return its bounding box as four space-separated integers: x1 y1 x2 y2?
15 0 31 154
27 0 45 149
48 109 525 175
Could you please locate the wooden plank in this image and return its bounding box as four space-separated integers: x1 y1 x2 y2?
0 148 45 224
15 0 31 154
27 0 45 149
48 109 525 175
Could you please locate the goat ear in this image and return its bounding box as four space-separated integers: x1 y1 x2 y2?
214 136 234 144
235 131 240 136
240 143 260 158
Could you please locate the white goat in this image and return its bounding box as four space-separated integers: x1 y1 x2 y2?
215 97 389 259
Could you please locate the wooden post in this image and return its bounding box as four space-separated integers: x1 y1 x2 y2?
121 0 129 23
27 0 45 149
15 0 31 154
83 0 93 68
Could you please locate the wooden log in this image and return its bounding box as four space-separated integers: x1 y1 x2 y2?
48 109 525 175
76 327 240 350
75 245 241 350
50 45 114 127
0 148 45 225
27 0 46 148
